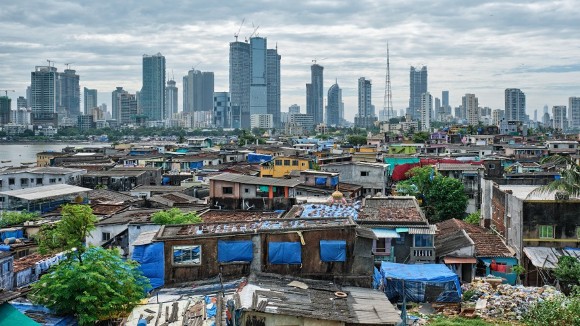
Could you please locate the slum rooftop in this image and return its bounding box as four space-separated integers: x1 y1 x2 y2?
156 217 354 239
358 196 428 224
209 172 302 187
199 210 283 223
0 184 91 201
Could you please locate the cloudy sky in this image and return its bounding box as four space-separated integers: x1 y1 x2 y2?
1 0 579 121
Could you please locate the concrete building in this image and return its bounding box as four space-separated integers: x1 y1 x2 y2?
505 88 526 122
409 66 428 120
288 104 300 115
11 108 31 125
307 64 324 125
250 113 273 129
83 87 98 115
0 166 86 194
16 96 27 109
119 92 138 125
58 69 81 117
141 53 166 121
111 87 126 122
266 48 281 127
463 93 479 126
321 162 389 196
354 77 376 128
288 113 314 131
552 105 567 131
0 96 11 125
568 97 580 130
30 66 58 124
229 40 251 129
250 37 267 118
183 69 214 115
420 92 432 131
77 114 94 131
165 79 178 117
326 82 342 126
213 91 230 128
493 109 504 126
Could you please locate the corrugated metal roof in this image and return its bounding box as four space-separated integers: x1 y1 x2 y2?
132 231 158 246
523 247 580 269
408 225 437 234
0 184 92 201
209 172 302 187
371 228 400 238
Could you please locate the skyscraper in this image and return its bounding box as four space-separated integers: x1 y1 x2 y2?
288 104 300 115
434 97 441 121
409 66 428 120
307 64 324 125
141 53 166 121
58 69 80 117
354 77 376 128
31 66 58 122
250 37 267 118
326 81 342 126
183 70 214 114
229 40 251 129
0 96 11 125
420 92 432 131
119 92 138 125
463 93 479 126
83 87 98 115
165 79 178 117
111 87 127 122
505 88 526 122
266 48 281 127
552 105 567 130
442 90 449 108
16 96 27 109
568 97 580 129
213 92 230 128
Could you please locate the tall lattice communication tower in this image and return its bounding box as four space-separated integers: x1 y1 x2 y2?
382 43 394 121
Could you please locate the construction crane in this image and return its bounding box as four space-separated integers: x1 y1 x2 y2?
249 23 260 39
0 90 15 97
46 59 56 67
234 18 245 41
312 58 327 65
64 62 74 70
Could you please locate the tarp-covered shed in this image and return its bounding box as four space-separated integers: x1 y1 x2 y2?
380 262 461 303
131 231 164 290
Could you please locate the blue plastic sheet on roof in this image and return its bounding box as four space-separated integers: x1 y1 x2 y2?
380 262 461 303
315 177 327 185
132 242 165 290
162 176 170 185
372 228 400 238
247 153 273 164
268 242 302 264
373 267 382 289
320 240 346 262
218 240 253 263
0 229 24 241
330 176 339 186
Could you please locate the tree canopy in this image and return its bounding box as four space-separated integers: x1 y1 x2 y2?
534 155 580 197
0 210 39 228
151 208 202 225
396 166 468 222
37 204 97 256
346 134 367 146
31 247 149 326
412 131 430 143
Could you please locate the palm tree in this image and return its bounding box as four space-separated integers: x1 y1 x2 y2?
532 155 580 197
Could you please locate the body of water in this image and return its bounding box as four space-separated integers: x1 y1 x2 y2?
0 143 110 167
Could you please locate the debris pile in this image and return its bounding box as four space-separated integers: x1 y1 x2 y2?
463 280 563 320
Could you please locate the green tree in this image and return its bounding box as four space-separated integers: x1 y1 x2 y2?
30 247 149 326
464 210 480 224
533 155 580 197
554 256 580 294
412 131 430 143
346 134 367 146
37 204 97 256
0 210 39 228
151 208 202 225
396 166 468 222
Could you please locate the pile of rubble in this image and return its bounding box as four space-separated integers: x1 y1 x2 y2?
463 280 563 321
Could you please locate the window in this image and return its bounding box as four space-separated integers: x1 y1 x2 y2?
275 160 282 166
222 187 233 194
569 145 575 149
58 178 62 182
292 160 299 166
49 178 56 184
244 188 249 193
173 245 201 265
539 225 554 239
489 164 496 170
1 261 10 274
304 177 309 182
102 232 111 241
20 178 28 186
284 160 290 166
8 178 15 185
360 171 369 177
374 238 390 253
414 234 433 247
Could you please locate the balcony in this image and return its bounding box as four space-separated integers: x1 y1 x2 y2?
410 246 436 263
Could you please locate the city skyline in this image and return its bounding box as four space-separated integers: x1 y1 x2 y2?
1 1 579 122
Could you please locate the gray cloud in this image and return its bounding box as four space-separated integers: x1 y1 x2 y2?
0 0 579 120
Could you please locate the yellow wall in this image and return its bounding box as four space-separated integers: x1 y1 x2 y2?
260 157 312 178
388 145 417 155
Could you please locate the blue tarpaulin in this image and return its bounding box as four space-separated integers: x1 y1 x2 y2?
380 262 461 303
218 240 253 263
268 242 302 264
315 177 327 186
132 242 165 290
330 176 339 186
0 229 24 241
188 161 203 170
247 153 273 164
319 240 346 262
